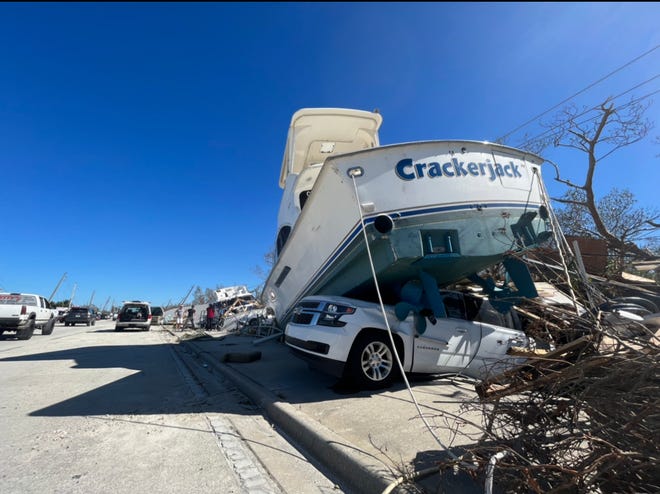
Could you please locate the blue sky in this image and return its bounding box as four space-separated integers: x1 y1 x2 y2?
1 2 658 309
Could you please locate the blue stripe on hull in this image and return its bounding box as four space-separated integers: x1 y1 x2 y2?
322 201 541 283
277 201 542 321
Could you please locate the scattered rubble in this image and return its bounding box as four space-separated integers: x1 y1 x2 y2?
432 247 659 493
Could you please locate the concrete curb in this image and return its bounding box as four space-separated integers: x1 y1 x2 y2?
184 339 396 494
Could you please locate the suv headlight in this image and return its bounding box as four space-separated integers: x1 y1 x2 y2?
318 302 355 327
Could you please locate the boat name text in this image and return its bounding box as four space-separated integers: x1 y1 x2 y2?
395 158 523 182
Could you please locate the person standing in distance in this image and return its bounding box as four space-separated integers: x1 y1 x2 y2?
206 304 215 331
175 305 183 331
185 305 196 330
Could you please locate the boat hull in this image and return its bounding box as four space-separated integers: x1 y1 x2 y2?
263 140 550 326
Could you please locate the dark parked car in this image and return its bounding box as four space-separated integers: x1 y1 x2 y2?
56 309 69 322
64 306 96 326
151 306 164 325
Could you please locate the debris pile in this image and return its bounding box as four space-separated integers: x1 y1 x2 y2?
435 251 659 493
463 332 659 493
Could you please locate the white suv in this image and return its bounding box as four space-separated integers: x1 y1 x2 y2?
115 301 152 331
285 290 531 390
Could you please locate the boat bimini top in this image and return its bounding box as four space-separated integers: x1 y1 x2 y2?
278 108 383 189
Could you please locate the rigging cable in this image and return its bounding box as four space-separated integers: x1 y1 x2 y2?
348 170 462 463
539 160 605 315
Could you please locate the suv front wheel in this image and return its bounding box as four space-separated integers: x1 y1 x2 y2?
344 333 400 390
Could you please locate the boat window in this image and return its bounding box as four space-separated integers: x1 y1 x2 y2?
275 266 291 287
276 226 291 256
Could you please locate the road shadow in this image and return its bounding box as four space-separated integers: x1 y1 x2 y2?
0 343 258 417
1 332 482 420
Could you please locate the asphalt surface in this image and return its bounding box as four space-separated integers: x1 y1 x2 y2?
174 326 488 494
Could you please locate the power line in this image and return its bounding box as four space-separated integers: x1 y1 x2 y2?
516 83 660 150
496 44 660 143
517 88 659 151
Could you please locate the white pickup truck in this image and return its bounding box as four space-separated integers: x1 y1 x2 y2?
0 293 57 340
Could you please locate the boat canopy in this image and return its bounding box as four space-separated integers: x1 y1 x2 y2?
278 108 383 188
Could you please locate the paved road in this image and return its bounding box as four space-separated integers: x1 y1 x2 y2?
179 328 490 494
0 320 341 494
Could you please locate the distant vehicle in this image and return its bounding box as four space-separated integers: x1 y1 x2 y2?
0 292 57 340
64 306 96 326
56 309 69 322
115 301 152 331
151 306 164 325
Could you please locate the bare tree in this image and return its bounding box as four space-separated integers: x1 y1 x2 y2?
192 286 206 304
530 96 658 271
204 288 216 303
253 247 275 278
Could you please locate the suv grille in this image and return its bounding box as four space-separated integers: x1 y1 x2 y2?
291 312 314 325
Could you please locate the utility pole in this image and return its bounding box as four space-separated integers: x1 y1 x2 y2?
88 290 95 307
101 296 111 313
49 272 67 302
178 285 194 306
69 284 77 308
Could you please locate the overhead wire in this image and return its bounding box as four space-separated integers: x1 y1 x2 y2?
516 85 660 151
496 44 660 143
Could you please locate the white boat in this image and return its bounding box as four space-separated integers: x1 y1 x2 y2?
214 285 254 304
262 108 552 327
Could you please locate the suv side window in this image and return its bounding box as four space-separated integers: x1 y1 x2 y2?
465 295 519 330
442 293 467 320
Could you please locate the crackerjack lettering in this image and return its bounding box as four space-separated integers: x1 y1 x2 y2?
395 158 523 182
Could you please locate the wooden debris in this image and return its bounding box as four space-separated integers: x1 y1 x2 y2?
476 335 595 400
433 253 660 493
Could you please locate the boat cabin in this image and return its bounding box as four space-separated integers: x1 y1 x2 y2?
276 108 383 255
